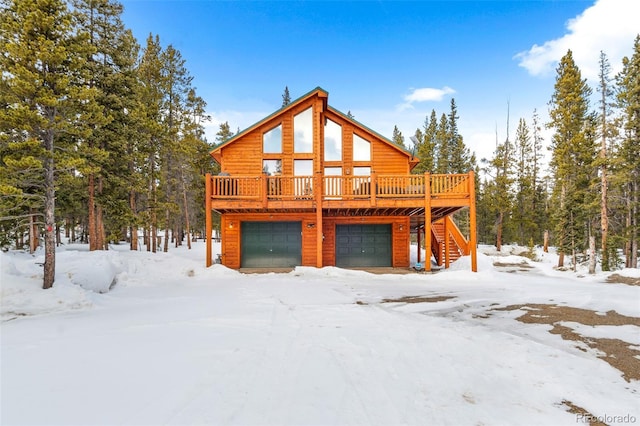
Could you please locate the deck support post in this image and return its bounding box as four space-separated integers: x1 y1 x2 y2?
444 213 450 268
205 173 212 267
424 173 432 272
315 171 323 268
469 170 478 272
416 226 421 264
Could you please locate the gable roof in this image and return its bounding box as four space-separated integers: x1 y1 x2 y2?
325 106 418 166
209 87 328 157
209 87 419 168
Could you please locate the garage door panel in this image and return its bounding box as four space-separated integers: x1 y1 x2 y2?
335 224 392 267
241 221 301 268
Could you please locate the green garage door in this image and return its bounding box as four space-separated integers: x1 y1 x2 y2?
335 224 392 267
241 221 302 268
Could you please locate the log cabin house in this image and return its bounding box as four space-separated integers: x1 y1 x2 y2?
205 87 477 272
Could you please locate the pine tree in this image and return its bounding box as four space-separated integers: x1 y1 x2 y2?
215 121 234 145
282 86 291 107
596 50 616 270
71 0 132 251
0 0 97 288
548 50 595 269
512 118 536 245
392 125 405 147
434 113 450 173
160 44 193 252
483 116 514 251
448 99 474 174
616 35 640 268
413 110 437 174
137 34 165 253
530 109 548 243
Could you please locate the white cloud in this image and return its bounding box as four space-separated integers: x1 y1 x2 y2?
398 86 456 111
515 0 640 81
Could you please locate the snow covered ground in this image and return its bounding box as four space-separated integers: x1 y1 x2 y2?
1 241 639 426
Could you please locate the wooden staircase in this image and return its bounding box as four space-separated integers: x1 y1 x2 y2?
430 216 469 267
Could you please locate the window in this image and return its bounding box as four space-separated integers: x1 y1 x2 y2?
294 107 313 153
263 159 282 175
324 119 342 161
353 166 371 176
263 125 282 153
294 160 313 176
353 134 371 161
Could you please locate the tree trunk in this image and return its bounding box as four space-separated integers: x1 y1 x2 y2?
88 173 97 250
43 127 56 290
29 211 37 254
163 209 169 253
600 137 609 271
130 188 138 251
181 169 192 250
496 211 503 252
96 176 106 250
557 184 566 268
626 185 632 268
588 235 596 274
543 230 549 253
633 179 638 268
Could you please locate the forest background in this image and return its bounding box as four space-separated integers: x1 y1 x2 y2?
1 0 639 289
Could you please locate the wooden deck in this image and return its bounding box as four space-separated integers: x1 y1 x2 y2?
205 171 477 272
206 173 473 212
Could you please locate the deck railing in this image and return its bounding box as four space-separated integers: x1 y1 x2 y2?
208 173 472 202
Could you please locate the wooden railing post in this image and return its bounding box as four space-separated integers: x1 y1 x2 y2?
315 171 323 268
371 172 377 207
469 170 478 272
261 174 268 207
424 172 431 271
205 173 212 267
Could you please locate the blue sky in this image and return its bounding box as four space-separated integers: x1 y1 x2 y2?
120 0 639 163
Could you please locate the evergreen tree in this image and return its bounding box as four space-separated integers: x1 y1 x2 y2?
530 109 548 243
483 119 514 250
512 118 535 245
596 50 616 270
434 113 450 173
137 34 165 253
548 50 595 269
215 121 234 145
71 0 134 251
616 35 640 268
392 125 405 147
282 86 291 107
448 98 474 173
0 0 97 288
159 44 193 252
413 110 437 174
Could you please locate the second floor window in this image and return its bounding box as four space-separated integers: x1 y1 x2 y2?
353 134 371 161
263 124 282 153
324 119 342 161
294 107 313 153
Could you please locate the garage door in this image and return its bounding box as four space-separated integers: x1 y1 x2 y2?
241 221 302 268
335 224 392 267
